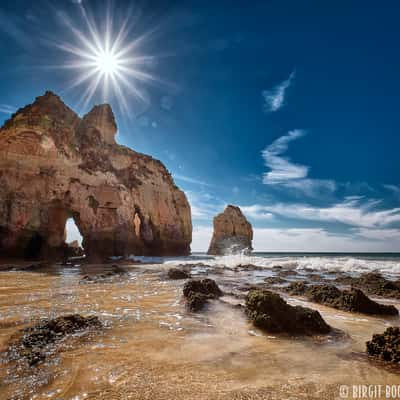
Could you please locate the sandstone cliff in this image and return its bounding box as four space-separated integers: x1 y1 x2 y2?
0 91 192 259
207 205 253 255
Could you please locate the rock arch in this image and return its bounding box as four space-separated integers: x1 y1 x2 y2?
0 91 192 260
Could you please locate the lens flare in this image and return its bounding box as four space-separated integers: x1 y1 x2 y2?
54 4 159 113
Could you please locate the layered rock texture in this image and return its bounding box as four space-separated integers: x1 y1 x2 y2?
207 205 253 255
0 91 192 259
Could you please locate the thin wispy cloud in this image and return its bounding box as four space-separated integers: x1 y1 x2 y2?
262 70 295 112
184 190 224 220
262 129 308 183
384 184 400 200
174 173 213 187
262 130 336 197
241 197 400 229
0 104 16 114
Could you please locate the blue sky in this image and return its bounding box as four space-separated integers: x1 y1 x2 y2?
1 0 400 252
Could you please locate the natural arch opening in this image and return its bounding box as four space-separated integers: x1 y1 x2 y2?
64 217 85 258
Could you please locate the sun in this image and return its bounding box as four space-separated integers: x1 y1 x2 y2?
54 4 158 113
95 50 120 75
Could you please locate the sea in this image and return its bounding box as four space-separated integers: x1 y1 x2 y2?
127 252 400 276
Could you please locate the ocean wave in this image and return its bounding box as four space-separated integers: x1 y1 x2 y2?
128 253 400 275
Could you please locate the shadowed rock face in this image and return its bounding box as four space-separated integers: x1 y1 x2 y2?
207 205 253 255
0 91 192 260
245 289 331 335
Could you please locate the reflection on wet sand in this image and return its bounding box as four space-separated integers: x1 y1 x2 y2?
0 262 399 400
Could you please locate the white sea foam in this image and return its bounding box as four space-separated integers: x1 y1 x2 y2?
127 253 400 276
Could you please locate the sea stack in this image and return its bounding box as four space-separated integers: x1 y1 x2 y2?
0 91 192 259
207 205 253 255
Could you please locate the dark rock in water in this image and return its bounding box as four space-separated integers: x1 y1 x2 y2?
7 314 102 366
335 273 400 299
309 286 398 316
183 278 223 298
285 281 308 295
287 283 398 316
355 273 400 299
79 264 128 284
366 327 400 364
185 292 210 312
278 270 298 277
167 268 191 280
183 279 223 311
245 289 331 335
272 265 283 270
264 276 287 285
236 264 264 271
2 263 48 272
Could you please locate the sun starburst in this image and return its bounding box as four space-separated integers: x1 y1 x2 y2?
54 4 158 114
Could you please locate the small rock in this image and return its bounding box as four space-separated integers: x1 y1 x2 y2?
7 314 102 365
366 327 400 364
183 279 223 311
167 268 191 280
263 276 287 285
278 270 298 277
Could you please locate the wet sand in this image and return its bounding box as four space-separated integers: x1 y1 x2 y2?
0 262 399 399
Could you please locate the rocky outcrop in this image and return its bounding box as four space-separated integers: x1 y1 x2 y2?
7 314 102 365
0 91 192 260
245 289 331 335
167 268 191 280
366 327 400 364
285 283 398 316
183 278 223 311
207 205 253 255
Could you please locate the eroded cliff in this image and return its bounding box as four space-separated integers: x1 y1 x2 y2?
0 91 192 259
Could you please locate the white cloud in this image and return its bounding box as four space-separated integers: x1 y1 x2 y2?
353 227 400 241
252 227 400 252
261 130 336 197
184 191 224 219
262 70 295 112
190 225 400 252
241 197 400 229
0 104 16 114
241 205 274 220
384 184 400 200
191 225 213 252
262 129 308 184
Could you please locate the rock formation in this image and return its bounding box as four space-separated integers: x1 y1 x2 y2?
245 289 331 335
183 278 223 311
7 314 102 365
207 205 253 255
366 327 400 364
0 91 192 260
285 283 398 316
